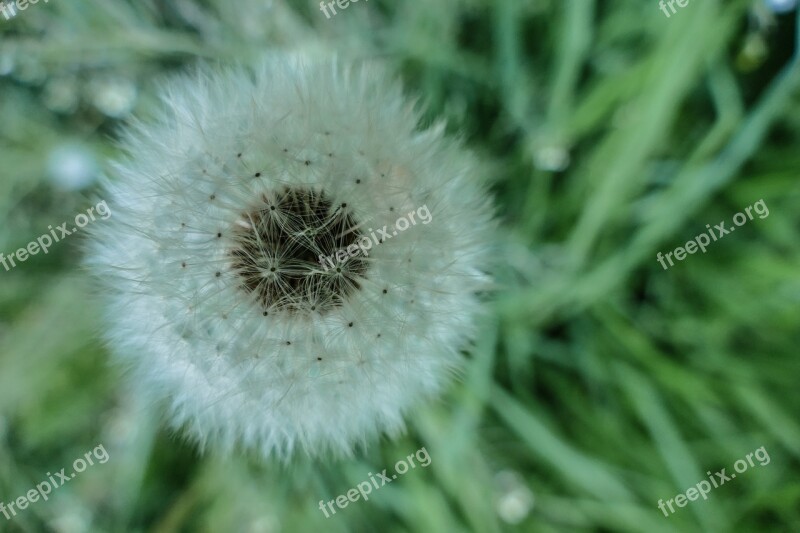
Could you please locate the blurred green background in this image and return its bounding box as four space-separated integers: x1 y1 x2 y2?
1 0 800 531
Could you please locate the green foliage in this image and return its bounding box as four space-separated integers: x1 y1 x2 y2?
1 0 799 531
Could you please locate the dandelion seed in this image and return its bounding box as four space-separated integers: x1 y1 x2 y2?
87 55 495 460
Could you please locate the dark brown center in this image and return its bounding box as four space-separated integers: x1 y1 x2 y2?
230 188 368 314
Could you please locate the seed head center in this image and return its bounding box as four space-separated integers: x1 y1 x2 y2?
230 187 368 313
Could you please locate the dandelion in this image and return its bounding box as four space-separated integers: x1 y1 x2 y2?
88 55 495 460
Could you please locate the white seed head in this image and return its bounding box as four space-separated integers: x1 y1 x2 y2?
88 55 495 460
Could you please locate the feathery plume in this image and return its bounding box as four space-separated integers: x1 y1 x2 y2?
88 56 495 460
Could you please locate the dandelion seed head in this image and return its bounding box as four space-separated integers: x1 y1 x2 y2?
88 56 495 459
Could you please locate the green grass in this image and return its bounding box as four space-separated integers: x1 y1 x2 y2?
1 0 799 531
